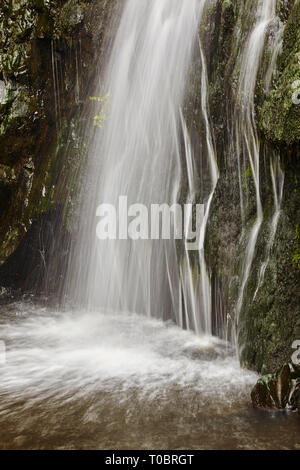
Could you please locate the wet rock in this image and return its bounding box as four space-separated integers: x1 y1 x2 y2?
0 206 71 297
260 0 300 145
202 0 300 372
274 364 293 408
251 364 293 409
0 0 118 293
289 379 300 411
0 286 13 304
251 375 277 409
291 361 300 379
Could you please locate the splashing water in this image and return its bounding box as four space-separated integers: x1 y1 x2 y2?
0 301 259 449
1 302 300 450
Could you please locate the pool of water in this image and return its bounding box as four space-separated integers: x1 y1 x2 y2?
0 301 299 450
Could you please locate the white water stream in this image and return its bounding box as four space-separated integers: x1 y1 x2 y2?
235 0 277 330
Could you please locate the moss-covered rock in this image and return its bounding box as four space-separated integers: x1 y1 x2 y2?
199 0 300 372
260 0 300 145
237 155 300 373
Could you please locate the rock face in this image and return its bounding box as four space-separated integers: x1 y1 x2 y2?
199 0 300 374
0 0 118 294
289 380 300 414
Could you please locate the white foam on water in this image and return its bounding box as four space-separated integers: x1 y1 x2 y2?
0 303 256 413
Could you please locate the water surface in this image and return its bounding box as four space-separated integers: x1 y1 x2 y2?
0 301 299 450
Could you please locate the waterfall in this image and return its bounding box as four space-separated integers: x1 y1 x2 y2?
235 0 277 332
197 38 219 334
66 0 216 333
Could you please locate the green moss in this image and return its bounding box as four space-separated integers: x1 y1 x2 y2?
292 224 300 270
260 0 300 145
242 166 253 181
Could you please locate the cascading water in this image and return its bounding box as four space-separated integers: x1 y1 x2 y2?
253 156 284 300
235 0 277 332
197 38 219 334
180 111 201 332
179 36 219 335
66 0 216 333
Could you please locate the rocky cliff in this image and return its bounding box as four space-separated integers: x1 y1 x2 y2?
0 0 118 293
201 0 300 374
